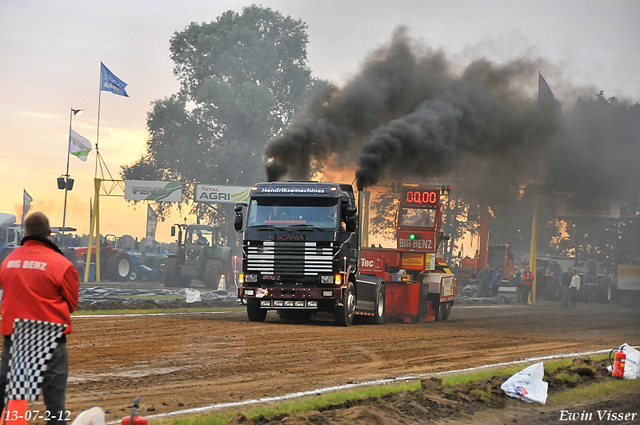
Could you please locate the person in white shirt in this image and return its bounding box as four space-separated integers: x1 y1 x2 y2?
569 268 581 308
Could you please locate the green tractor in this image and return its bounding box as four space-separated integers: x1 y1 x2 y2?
163 224 233 290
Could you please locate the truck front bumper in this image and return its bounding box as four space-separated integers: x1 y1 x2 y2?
238 286 341 309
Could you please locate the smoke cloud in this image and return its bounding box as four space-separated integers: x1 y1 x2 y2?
265 27 639 200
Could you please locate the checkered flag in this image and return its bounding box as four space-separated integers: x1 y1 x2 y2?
4 319 67 402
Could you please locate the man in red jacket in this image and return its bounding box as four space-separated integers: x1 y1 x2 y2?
521 265 535 304
0 212 79 424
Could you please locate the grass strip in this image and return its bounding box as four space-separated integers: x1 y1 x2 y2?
154 354 623 425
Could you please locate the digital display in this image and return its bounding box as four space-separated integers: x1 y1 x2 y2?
401 189 440 207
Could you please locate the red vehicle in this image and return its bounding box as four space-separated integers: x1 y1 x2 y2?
360 186 456 322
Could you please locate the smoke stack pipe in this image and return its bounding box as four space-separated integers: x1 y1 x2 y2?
357 190 364 277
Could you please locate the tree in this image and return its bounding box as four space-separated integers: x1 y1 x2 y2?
122 5 322 240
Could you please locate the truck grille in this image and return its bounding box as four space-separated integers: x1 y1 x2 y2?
245 241 334 276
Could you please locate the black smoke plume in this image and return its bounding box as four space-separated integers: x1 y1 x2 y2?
265 27 639 200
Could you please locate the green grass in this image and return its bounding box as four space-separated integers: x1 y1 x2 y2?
152 354 630 425
72 306 245 315
549 375 640 405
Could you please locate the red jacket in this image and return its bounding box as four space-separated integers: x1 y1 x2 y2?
0 239 79 335
522 271 535 286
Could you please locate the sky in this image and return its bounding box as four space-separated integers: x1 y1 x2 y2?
1 0 639 244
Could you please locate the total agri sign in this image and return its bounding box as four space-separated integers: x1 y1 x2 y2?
195 184 251 204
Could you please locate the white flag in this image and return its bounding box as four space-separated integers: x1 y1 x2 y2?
69 129 93 162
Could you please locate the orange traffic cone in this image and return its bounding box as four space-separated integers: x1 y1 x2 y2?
2 399 29 425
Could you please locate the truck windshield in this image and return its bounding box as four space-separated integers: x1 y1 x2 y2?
400 208 435 227
247 198 338 228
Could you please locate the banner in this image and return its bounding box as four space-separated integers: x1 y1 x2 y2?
557 198 620 218
124 180 182 202
195 184 251 204
69 129 92 162
617 265 640 291
146 204 158 248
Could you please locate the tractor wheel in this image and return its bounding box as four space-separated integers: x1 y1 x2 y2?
163 257 190 288
203 259 223 289
106 251 132 282
334 282 356 327
371 283 386 325
247 298 267 322
128 269 138 281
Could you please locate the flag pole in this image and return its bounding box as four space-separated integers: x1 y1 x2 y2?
61 108 76 255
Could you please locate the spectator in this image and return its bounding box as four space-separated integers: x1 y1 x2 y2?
560 268 572 307
476 264 492 297
511 268 523 302
569 268 581 308
521 265 534 304
0 212 79 424
491 266 503 297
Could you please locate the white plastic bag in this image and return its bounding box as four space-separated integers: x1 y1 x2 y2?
620 343 640 379
501 362 548 405
185 288 201 303
71 407 105 425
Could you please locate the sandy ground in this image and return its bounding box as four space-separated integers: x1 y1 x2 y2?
45 290 640 424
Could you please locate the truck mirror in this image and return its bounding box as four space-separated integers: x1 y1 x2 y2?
345 205 357 217
171 226 176 237
345 216 357 233
234 204 243 232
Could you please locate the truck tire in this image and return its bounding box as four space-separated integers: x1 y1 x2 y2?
247 298 267 322
106 251 132 282
371 283 386 325
163 257 191 288
203 259 223 289
335 282 356 327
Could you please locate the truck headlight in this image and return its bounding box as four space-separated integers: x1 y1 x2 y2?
244 289 255 296
245 274 258 283
321 275 334 284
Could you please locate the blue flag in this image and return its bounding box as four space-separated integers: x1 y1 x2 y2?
101 62 129 97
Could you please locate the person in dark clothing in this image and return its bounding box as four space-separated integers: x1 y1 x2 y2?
512 268 523 303
560 268 572 307
476 264 492 297
491 266 503 297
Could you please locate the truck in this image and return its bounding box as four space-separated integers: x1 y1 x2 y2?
163 224 233 289
234 182 456 326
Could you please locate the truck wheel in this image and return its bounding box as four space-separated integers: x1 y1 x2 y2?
106 251 132 282
203 259 223 289
335 282 356 327
163 257 190 288
247 299 267 322
371 283 386 325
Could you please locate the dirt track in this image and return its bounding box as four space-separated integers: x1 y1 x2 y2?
62 298 639 423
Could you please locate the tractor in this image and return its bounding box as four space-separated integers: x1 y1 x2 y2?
163 224 233 289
